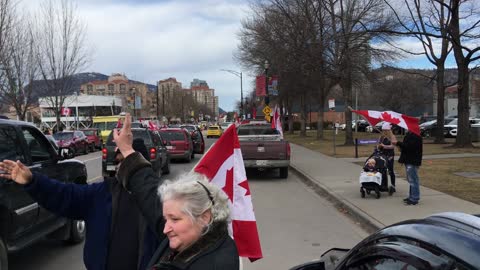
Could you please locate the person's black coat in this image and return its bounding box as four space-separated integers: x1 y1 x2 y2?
397 132 423 166
149 222 239 270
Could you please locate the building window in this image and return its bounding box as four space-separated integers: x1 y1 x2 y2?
120 84 126 93
96 85 105 91
108 84 114 91
87 85 93 92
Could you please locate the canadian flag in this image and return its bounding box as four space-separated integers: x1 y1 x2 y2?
60 107 71 116
352 110 420 136
148 121 157 130
194 125 263 262
271 105 283 139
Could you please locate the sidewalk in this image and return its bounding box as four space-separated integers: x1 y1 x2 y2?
289 144 480 232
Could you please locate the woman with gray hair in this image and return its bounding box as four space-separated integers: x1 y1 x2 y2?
147 173 238 269
112 114 238 269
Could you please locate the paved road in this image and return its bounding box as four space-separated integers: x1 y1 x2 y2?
9 138 368 270
241 169 367 269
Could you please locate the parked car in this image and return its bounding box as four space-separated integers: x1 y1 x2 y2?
159 128 194 162
366 121 403 134
420 118 455 138
180 124 205 155
0 119 88 267
103 128 170 177
53 130 89 158
291 212 480 270
444 118 480 138
81 128 102 151
207 125 223 138
352 119 369 132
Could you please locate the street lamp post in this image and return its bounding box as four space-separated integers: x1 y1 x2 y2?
156 81 160 119
220 69 243 118
264 60 270 106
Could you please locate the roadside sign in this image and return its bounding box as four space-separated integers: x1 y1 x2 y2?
263 105 271 116
328 99 335 111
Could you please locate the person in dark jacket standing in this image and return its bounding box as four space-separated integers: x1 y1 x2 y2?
391 131 423 205
378 122 396 194
0 139 161 270
113 113 239 270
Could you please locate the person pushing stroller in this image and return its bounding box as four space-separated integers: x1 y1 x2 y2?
377 122 396 195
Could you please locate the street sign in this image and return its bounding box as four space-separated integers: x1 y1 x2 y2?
263 105 271 116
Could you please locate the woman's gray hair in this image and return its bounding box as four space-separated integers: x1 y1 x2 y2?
158 172 230 226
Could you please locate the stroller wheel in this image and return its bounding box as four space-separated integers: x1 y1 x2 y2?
360 188 365 198
366 190 371 195
375 186 381 199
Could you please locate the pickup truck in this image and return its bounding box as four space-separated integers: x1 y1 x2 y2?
0 119 88 269
237 123 291 178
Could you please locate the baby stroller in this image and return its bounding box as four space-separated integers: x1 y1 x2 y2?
359 149 389 199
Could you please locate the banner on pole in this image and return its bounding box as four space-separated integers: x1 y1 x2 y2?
256 76 266 96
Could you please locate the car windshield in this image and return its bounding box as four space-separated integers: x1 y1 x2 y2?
420 120 437 127
93 122 118 130
181 125 195 132
53 132 73 140
237 125 279 135
82 130 96 136
160 131 185 141
106 129 152 146
447 119 458 125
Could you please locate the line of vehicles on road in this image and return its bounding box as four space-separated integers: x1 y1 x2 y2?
3 116 480 269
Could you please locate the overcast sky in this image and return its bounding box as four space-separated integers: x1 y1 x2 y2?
23 0 455 112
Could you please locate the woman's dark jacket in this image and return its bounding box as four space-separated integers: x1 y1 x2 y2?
24 173 161 270
397 132 423 166
117 152 239 270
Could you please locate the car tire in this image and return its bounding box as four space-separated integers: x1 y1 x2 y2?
65 220 85 244
185 153 192 163
191 152 195 160
69 147 76 158
0 238 8 270
84 144 89 154
279 167 288 178
162 159 170 175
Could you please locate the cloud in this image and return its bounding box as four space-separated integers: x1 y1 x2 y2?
23 0 251 111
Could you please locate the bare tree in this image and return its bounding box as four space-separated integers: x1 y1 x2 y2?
34 0 89 131
324 0 398 145
383 0 452 143
0 11 38 121
446 0 480 147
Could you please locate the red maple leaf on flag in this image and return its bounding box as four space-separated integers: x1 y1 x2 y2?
223 168 234 202
238 180 251 196
381 112 401 125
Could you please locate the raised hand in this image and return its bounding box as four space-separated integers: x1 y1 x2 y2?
113 113 135 158
0 160 33 185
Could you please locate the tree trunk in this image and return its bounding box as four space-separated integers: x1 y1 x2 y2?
300 93 307 137
316 84 327 140
454 65 472 147
434 67 446 144
343 80 354 145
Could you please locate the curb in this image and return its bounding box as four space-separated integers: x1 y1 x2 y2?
289 164 383 234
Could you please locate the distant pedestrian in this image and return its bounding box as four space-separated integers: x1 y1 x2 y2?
378 122 396 194
391 130 423 205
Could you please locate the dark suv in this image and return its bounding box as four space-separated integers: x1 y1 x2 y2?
53 131 89 158
0 119 88 267
102 128 170 177
180 125 205 155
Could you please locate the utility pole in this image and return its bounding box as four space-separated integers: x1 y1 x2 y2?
75 91 79 130
220 69 243 118
156 81 160 119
